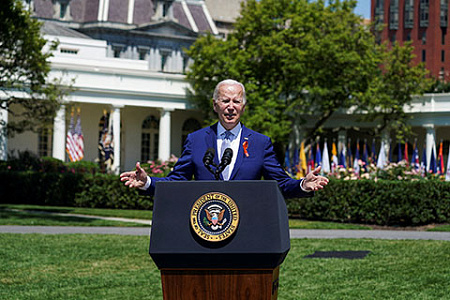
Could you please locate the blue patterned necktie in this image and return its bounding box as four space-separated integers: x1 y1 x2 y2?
221 131 233 180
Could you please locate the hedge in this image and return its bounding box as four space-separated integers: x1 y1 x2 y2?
0 171 152 210
1 172 449 226
287 178 450 226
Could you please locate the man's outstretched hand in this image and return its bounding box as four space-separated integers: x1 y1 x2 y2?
302 166 329 191
120 162 148 189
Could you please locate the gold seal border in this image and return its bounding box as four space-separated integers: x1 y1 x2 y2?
190 192 240 242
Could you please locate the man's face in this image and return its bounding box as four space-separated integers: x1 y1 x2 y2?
213 83 246 130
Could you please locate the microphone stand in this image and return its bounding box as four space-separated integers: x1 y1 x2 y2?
203 148 233 181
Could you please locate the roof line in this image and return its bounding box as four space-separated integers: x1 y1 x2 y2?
181 0 198 32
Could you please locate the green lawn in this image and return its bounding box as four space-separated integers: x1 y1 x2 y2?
0 204 153 220
1 204 448 231
0 208 148 227
0 234 448 299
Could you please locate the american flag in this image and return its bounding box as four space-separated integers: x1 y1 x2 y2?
66 109 84 162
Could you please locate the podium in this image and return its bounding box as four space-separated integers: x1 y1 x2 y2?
149 181 290 300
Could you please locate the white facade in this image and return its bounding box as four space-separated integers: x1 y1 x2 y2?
5 33 202 172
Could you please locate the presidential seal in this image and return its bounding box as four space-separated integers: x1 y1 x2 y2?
190 192 239 242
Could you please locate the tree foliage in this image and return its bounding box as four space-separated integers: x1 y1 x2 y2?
186 0 431 147
0 0 68 137
359 42 431 140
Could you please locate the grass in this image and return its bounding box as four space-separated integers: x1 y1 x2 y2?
0 204 368 229
0 234 448 299
288 218 370 230
0 209 148 227
0 204 153 220
429 224 450 231
1 204 449 231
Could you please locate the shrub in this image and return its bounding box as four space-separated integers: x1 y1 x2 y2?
286 178 450 226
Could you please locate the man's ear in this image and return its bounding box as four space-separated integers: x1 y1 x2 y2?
212 100 218 113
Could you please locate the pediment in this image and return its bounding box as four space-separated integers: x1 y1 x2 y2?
135 20 197 37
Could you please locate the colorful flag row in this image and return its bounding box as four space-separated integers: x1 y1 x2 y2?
285 139 450 181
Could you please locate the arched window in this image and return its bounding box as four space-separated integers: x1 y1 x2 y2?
141 115 160 162
181 118 201 146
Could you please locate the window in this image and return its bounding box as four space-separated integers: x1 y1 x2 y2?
111 44 125 58
390 32 396 43
441 0 449 27
422 49 426 62
138 47 149 60
38 128 52 157
374 0 385 24
60 2 68 19
182 56 190 74
420 0 429 27
389 0 399 30
141 115 159 162
421 30 427 45
440 68 445 80
162 0 173 17
160 49 171 72
60 48 78 55
442 50 445 62
113 48 121 58
181 118 201 146
443 28 447 45
405 31 411 41
404 0 414 28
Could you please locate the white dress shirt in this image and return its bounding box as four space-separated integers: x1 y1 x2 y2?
216 122 242 180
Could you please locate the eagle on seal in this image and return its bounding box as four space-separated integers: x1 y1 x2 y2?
205 208 225 226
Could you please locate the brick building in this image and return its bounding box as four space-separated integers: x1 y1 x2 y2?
372 0 449 81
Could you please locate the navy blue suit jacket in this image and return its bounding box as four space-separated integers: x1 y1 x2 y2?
145 123 312 199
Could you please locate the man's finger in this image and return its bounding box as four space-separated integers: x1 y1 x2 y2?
135 162 142 172
313 165 321 174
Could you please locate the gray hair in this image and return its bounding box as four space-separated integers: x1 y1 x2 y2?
212 79 246 105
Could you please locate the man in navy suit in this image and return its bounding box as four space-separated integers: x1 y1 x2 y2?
120 79 328 198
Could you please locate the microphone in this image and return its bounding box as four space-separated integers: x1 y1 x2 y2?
220 148 233 168
203 147 216 177
215 148 233 180
203 147 215 167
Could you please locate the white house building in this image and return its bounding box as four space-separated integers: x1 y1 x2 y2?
2 0 450 173
3 0 221 173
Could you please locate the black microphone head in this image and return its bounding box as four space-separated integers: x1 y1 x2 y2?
221 148 233 166
203 147 216 166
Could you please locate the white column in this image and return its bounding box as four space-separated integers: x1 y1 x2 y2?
52 104 66 161
381 128 390 161
158 108 173 161
112 105 123 174
338 130 347 154
0 107 8 160
424 124 436 171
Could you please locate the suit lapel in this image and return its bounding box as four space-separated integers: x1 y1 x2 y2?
205 123 220 166
229 125 251 180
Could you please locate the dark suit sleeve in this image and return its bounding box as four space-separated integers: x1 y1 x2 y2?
261 137 314 199
140 135 195 196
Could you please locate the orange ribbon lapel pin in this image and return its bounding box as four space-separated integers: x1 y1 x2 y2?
243 138 249 157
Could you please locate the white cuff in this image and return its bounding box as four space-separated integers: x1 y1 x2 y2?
300 179 312 193
139 176 151 190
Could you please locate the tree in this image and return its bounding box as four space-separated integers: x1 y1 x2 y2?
360 42 432 140
0 0 68 137
186 0 430 148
